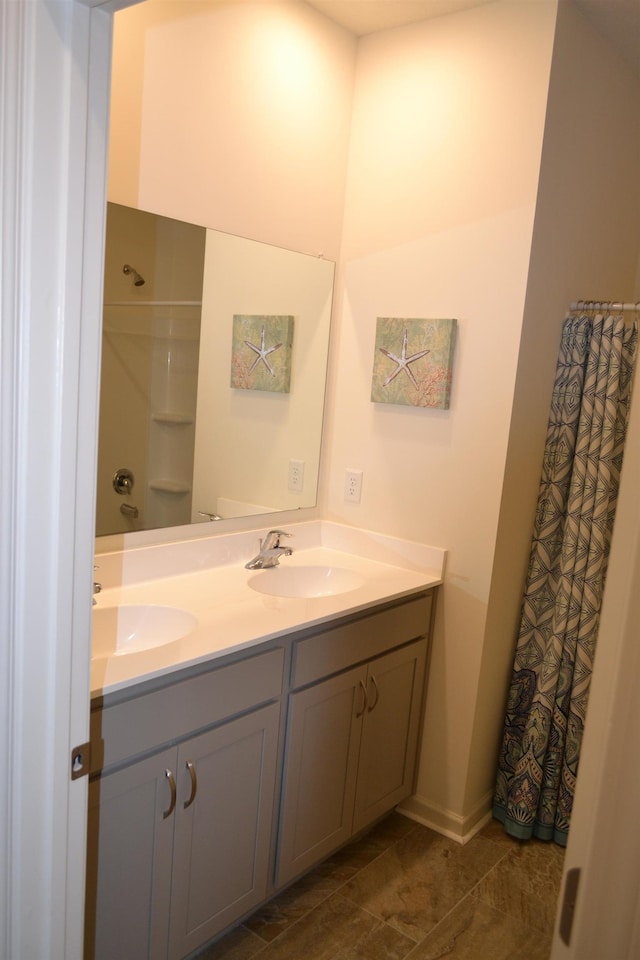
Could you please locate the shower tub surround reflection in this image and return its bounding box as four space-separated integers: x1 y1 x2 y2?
91 519 445 697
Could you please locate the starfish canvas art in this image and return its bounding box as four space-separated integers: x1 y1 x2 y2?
230 315 294 393
371 317 457 408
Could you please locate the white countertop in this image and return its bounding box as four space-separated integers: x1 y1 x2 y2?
91 522 445 699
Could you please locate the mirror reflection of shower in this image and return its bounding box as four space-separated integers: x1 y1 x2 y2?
97 202 335 538
122 263 145 286
96 205 206 537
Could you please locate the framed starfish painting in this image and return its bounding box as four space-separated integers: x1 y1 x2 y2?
230 314 294 393
371 317 457 409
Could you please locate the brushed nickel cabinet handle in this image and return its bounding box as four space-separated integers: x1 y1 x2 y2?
184 760 198 809
355 679 367 718
367 675 379 711
163 769 176 819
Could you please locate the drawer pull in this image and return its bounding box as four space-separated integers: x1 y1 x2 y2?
163 769 177 819
355 680 367 718
367 675 379 711
184 760 198 809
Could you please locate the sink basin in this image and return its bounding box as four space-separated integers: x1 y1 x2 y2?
92 604 197 659
248 565 364 599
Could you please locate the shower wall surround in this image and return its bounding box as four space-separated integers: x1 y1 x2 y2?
97 204 205 536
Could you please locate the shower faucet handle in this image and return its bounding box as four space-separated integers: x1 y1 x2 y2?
92 579 102 605
113 467 135 495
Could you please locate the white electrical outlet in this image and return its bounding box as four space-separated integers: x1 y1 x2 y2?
344 469 363 503
288 459 305 492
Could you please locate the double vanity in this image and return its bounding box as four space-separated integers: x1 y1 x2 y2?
86 521 444 960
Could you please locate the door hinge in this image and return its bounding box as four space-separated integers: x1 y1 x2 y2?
559 866 581 946
71 741 91 780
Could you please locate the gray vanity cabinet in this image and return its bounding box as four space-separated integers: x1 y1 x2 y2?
276 594 431 887
276 665 366 885
352 638 427 833
86 591 435 959
84 748 175 959
168 702 280 960
85 648 284 960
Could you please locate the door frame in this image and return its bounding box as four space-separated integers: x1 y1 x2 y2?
0 0 136 955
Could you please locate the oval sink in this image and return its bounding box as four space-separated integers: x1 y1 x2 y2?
248 565 364 599
92 604 197 659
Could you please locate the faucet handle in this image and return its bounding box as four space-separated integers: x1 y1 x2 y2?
261 529 292 549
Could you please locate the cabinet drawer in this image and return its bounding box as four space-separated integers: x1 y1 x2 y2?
91 647 284 773
291 592 432 689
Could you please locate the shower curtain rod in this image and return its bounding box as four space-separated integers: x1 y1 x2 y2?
570 301 639 313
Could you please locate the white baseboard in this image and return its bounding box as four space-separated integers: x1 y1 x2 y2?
397 790 493 845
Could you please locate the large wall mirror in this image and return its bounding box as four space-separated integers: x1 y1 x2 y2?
96 202 334 537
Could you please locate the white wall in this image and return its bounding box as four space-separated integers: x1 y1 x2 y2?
322 0 558 833
108 0 357 260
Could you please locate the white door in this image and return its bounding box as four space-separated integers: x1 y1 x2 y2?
0 1 139 956
550 345 640 959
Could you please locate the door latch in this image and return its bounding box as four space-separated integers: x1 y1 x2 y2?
559 866 581 946
71 742 91 780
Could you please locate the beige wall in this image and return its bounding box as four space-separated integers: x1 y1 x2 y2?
108 0 356 260
321 0 558 832
466 1 640 820
107 0 640 838
192 230 334 517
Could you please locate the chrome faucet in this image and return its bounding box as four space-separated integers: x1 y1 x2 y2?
245 529 293 569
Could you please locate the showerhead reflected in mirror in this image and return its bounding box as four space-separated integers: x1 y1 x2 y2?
96 203 334 538
122 263 146 287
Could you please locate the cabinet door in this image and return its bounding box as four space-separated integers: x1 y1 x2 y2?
353 638 427 833
168 702 280 960
276 665 366 887
84 747 176 960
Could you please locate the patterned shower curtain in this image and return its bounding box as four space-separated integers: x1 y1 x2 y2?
493 310 637 846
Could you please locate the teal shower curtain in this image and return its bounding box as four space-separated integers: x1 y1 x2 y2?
493 310 637 846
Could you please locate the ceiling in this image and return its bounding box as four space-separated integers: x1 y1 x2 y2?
303 0 493 35
304 0 640 74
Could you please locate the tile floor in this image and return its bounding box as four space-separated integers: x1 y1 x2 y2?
194 813 565 960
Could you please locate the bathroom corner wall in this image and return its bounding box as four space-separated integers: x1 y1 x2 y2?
464 2 640 820
322 0 558 831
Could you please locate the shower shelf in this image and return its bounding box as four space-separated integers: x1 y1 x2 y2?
148 480 191 495
151 412 195 425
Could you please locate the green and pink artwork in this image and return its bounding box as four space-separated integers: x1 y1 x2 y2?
371 317 457 409
230 314 294 393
